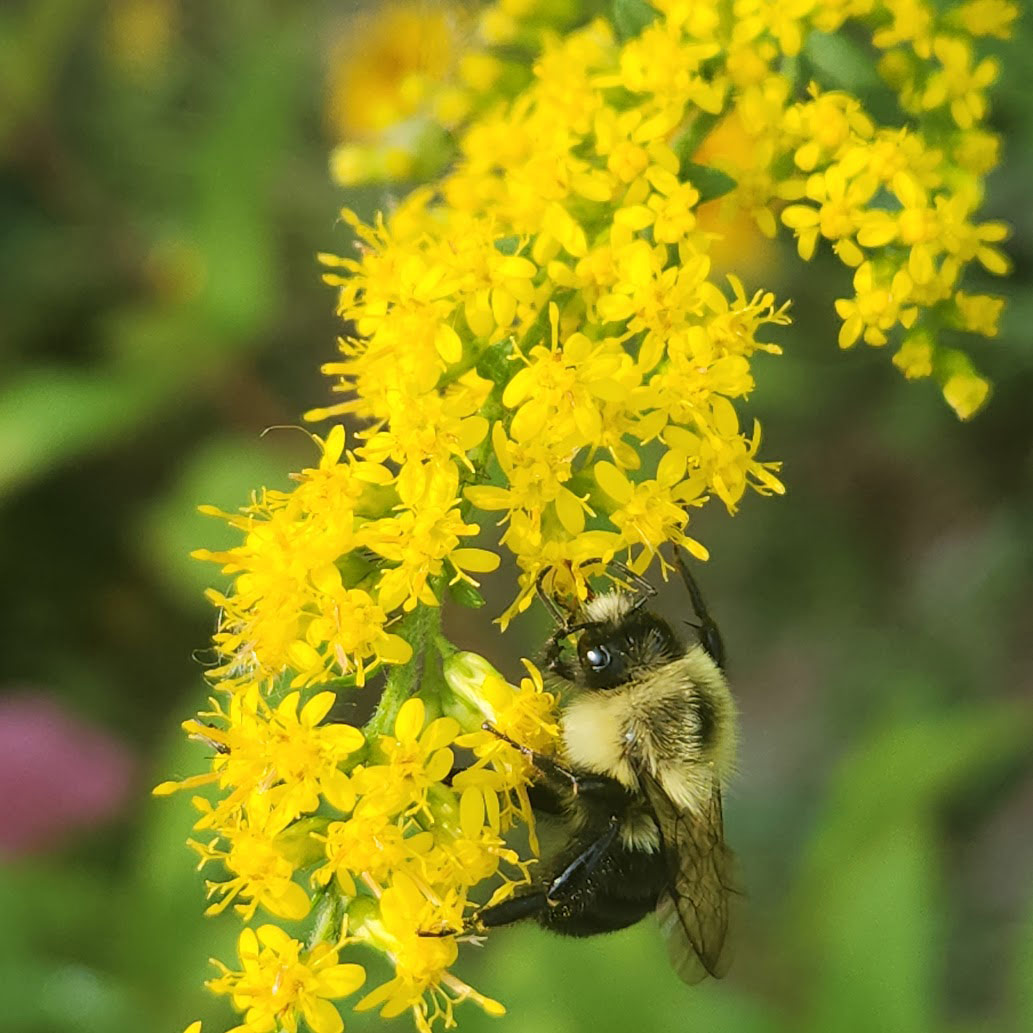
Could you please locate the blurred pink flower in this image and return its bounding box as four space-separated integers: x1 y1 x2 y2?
0 691 136 855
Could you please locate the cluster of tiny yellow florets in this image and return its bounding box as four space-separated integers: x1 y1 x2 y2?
160 650 558 1032
164 3 1013 1033
330 0 1013 419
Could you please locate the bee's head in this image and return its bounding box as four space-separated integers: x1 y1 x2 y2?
574 592 683 690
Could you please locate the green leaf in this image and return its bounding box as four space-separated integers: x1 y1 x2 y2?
0 367 159 498
806 822 937 1033
804 704 1032 875
448 578 487 609
613 0 659 41
804 31 882 93
682 162 738 204
672 114 721 165
1017 890 1033 1033
191 23 308 334
797 704 1033 1033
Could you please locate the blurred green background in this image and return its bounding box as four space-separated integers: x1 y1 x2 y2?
1 2 1031 1033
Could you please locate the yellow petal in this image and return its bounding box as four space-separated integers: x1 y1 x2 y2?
435 324 463 365
301 692 337 728
262 881 312 921
321 424 346 466
555 488 586 536
425 747 455 782
394 698 425 741
464 485 513 510
356 980 395 1013
594 460 632 503
237 926 260 961
421 716 461 751
256 924 293 952
310 564 343 595
460 786 485 837
301 996 344 1033
288 640 323 672
323 724 365 754
313 963 367 999
450 547 501 573
378 634 413 665
496 256 537 278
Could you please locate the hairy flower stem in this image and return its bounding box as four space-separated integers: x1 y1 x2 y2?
363 605 441 743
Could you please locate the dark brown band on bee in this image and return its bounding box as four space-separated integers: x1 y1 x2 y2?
694 694 716 748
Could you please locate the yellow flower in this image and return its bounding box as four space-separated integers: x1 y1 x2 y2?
921 35 999 129
872 0 936 57
893 332 935 380
314 810 434 898
326 2 469 139
952 0 1019 39
943 369 991 420
352 698 461 819
354 873 505 1033
782 87 874 172
209 925 365 1033
447 653 559 842
191 815 312 921
781 157 877 260
154 689 362 829
502 304 635 446
954 291 1004 337
834 261 918 349
366 462 500 612
192 426 410 687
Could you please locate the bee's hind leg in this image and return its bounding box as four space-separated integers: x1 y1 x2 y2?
445 818 620 933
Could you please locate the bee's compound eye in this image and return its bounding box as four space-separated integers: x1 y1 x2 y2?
585 644 611 671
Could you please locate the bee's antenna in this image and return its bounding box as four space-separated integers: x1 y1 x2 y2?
535 567 573 627
671 547 725 670
608 559 657 613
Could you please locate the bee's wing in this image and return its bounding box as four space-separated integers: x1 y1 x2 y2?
641 772 738 984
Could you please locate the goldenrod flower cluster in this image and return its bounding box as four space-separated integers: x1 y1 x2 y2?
162 3 1013 1032
332 0 1013 418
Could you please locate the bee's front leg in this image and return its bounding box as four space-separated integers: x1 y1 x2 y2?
672 546 725 669
482 723 623 801
481 722 581 791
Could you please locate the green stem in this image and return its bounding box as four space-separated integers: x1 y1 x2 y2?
362 604 441 742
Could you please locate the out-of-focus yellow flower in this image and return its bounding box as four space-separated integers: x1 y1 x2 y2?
943 367 991 420
326 2 469 139
105 0 177 74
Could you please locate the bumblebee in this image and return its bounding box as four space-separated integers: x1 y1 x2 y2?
443 549 739 983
